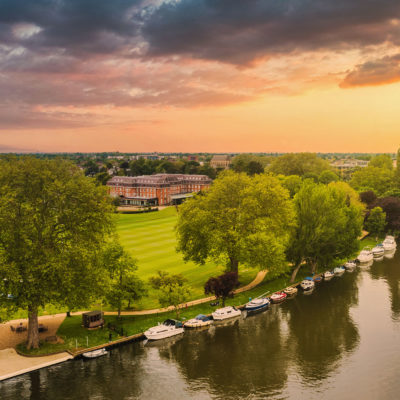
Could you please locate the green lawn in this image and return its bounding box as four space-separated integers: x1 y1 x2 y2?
116 207 258 309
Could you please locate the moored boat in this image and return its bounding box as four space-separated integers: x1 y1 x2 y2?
270 292 287 303
212 306 241 321
344 260 357 271
184 314 213 329
383 236 397 252
357 248 373 263
323 271 334 280
284 287 298 297
314 276 323 284
372 244 385 257
300 278 315 291
144 319 184 340
245 297 270 313
334 266 345 276
82 348 107 359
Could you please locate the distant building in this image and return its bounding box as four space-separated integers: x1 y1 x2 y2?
107 173 212 206
187 155 199 162
330 159 369 170
210 155 231 169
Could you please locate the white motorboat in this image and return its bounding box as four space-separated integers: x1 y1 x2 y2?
144 319 184 340
300 278 315 291
383 236 397 252
184 314 213 328
212 306 241 321
270 292 287 303
372 244 385 257
245 297 270 313
324 271 334 280
284 287 298 297
334 266 345 276
384 249 396 259
357 248 373 263
344 261 357 271
82 348 107 359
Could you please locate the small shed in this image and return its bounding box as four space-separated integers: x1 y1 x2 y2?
82 310 104 329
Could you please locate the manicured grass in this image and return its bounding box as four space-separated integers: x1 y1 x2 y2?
116 207 258 309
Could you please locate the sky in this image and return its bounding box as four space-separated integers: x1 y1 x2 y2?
1 0 400 153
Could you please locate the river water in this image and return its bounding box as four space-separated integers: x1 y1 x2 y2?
2 251 400 399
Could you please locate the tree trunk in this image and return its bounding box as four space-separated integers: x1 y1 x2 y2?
311 260 317 274
229 257 239 273
27 306 40 350
290 261 303 283
222 297 225 307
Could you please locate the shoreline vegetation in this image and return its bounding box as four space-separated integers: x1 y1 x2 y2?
15 232 379 357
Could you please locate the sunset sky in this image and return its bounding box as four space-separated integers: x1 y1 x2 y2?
1 0 400 153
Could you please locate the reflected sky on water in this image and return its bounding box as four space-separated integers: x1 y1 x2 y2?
2 251 400 399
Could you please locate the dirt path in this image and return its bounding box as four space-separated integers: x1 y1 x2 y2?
0 315 66 351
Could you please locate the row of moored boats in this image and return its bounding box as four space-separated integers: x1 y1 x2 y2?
84 236 397 354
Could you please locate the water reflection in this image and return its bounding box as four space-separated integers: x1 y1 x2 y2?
282 273 359 382
3 254 400 400
369 250 400 320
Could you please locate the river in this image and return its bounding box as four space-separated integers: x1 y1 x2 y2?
1 251 400 399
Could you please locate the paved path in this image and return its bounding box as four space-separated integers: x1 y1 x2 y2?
0 348 73 381
105 270 267 316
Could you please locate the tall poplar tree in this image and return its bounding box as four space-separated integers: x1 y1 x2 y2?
0 157 114 349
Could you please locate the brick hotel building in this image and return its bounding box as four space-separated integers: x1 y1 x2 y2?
107 174 212 206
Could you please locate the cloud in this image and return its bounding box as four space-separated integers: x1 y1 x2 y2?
142 0 400 65
340 53 400 87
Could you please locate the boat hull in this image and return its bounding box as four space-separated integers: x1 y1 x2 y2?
144 328 184 341
245 302 270 313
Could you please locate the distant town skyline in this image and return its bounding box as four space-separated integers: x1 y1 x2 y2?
1 1 400 153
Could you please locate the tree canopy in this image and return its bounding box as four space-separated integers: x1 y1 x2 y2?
365 207 386 237
204 272 240 307
149 271 191 318
176 171 295 277
287 181 364 282
350 166 395 196
268 153 331 177
0 157 114 348
369 154 393 170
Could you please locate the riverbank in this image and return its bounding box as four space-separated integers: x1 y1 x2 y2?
0 348 73 381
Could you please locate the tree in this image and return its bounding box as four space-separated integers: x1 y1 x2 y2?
149 271 191 318
350 166 395 196
365 207 386 237
319 170 339 185
281 175 302 198
246 161 264 176
374 197 400 233
369 154 393 170
204 272 240 307
268 153 331 177
287 181 364 282
360 190 377 206
176 171 296 277
103 242 146 319
0 157 114 349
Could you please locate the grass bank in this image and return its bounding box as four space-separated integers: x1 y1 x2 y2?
116 206 258 309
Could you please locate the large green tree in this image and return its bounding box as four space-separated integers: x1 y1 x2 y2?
0 157 114 349
369 154 393 170
176 171 296 277
288 181 364 282
268 153 331 177
365 207 386 237
350 166 395 196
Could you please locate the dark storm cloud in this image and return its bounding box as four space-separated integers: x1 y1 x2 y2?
142 0 400 64
0 0 144 55
340 54 400 88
